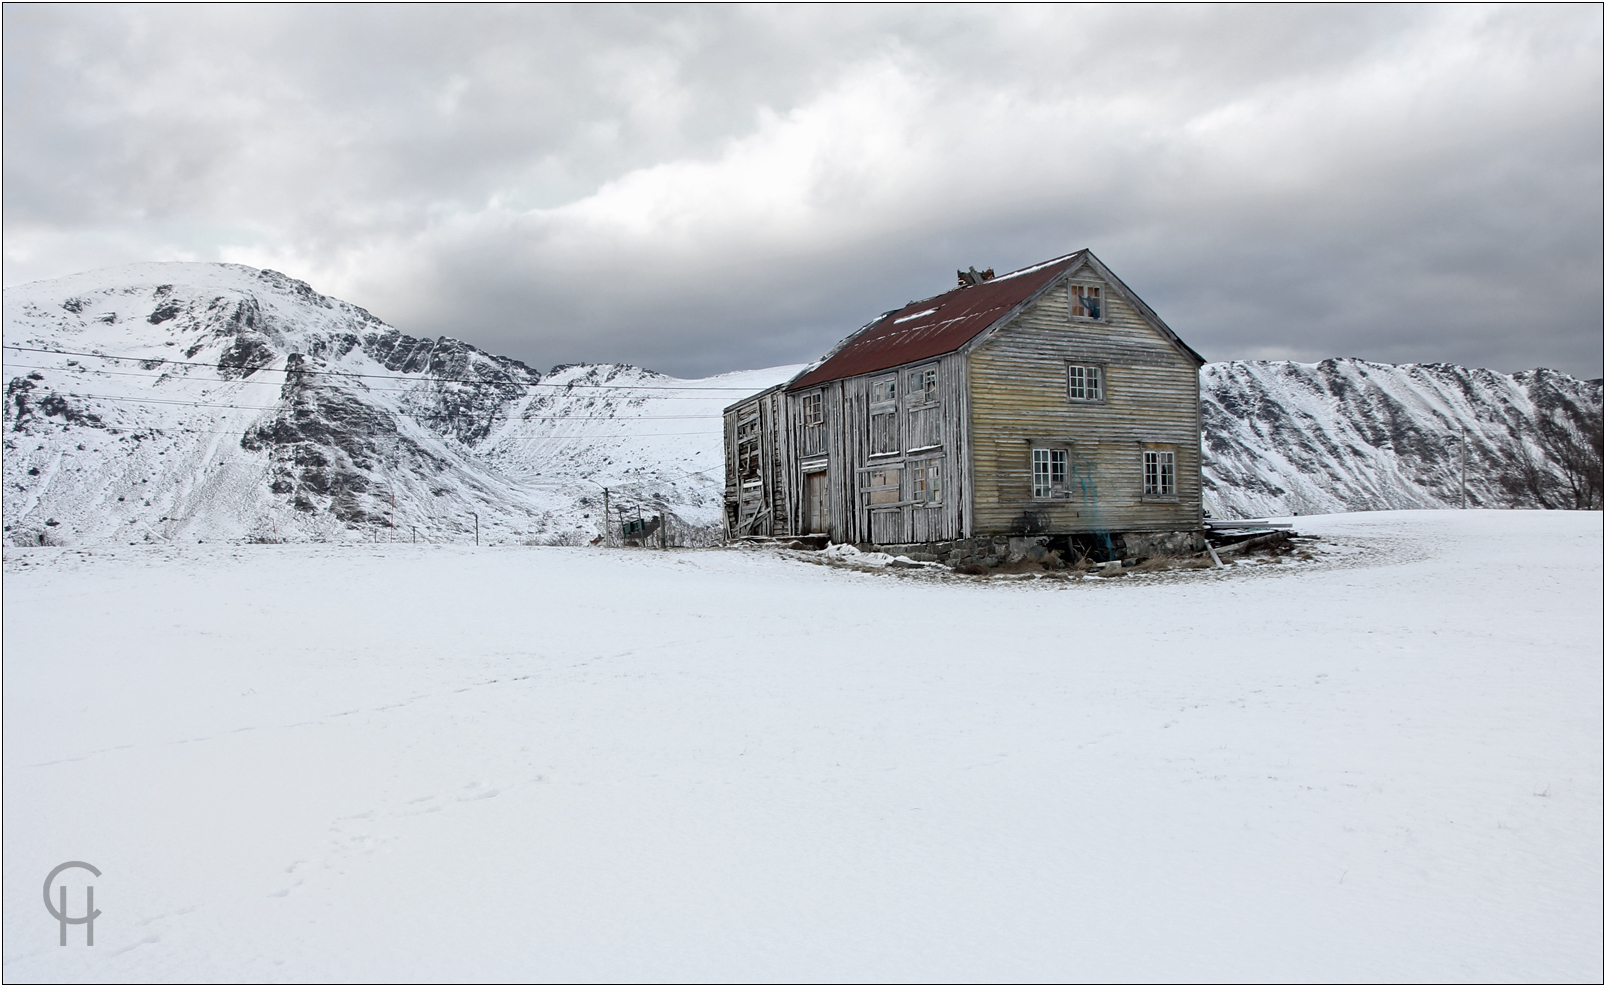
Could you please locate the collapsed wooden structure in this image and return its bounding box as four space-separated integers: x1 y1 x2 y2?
723 250 1207 563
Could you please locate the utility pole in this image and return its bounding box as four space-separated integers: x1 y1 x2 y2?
390 491 396 542
470 511 479 546
1460 426 1468 509
603 487 610 548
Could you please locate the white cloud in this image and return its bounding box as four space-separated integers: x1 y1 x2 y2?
4 4 1601 376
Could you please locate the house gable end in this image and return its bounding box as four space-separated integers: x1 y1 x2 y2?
960 252 1205 368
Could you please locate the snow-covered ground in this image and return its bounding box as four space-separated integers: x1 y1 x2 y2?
3 510 1601 981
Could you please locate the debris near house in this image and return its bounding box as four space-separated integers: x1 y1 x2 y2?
729 533 831 552
940 519 1319 578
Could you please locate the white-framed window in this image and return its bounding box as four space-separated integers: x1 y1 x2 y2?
869 374 899 455
1070 284 1103 319
800 391 825 456
861 465 902 506
1032 448 1069 499
1067 364 1104 402
909 457 942 505
1143 450 1176 496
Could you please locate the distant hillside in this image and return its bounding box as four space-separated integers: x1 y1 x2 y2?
4 263 1599 546
3 262 797 546
1201 359 1601 517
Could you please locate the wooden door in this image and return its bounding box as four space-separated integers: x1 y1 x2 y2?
805 472 828 534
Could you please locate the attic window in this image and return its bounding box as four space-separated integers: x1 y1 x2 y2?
1070 284 1102 319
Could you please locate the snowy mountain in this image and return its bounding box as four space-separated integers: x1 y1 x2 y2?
1201 359 1602 518
4 262 1599 546
3 262 798 546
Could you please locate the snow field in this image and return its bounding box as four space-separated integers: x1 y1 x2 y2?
2 510 1601 981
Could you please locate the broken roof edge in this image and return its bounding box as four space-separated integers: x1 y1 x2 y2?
985 250 1081 284
721 376 797 416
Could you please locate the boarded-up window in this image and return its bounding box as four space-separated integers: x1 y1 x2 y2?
869 412 899 454
1070 284 1102 319
909 406 941 449
1144 451 1176 496
862 467 901 506
1067 364 1104 402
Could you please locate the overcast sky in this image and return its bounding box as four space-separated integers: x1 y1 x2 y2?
4 4 1602 378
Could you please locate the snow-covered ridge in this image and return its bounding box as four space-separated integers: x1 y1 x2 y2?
1201 359 1601 517
4 262 1599 545
3 262 800 545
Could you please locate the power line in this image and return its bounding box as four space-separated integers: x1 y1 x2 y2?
21 390 722 421
3 361 745 400
3 344 780 392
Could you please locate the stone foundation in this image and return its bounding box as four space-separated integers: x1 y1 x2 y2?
864 529 1206 567
1115 530 1207 558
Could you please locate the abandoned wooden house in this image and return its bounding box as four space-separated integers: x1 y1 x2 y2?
722 250 1207 564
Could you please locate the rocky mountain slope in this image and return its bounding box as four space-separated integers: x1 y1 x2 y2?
4 262 796 546
4 263 1599 546
1201 359 1602 518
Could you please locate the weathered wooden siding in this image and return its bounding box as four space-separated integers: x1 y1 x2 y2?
722 385 792 536
966 271 1202 536
782 352 970 544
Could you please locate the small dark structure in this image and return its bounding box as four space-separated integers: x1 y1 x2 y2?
723 250 1207 563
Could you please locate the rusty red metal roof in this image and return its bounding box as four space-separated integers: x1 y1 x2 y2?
788 252 1088 391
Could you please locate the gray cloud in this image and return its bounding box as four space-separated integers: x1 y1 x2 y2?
5 5 1601 378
